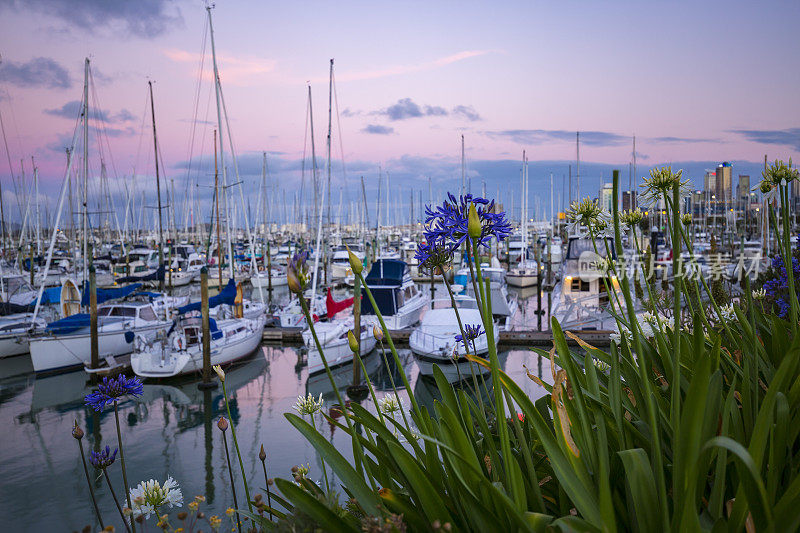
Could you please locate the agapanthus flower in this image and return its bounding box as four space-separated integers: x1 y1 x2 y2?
752 288 766 300
454 324 484 346
639 166 689 206
565 197 610 233
620 208 644 229
85 375 144 411
129 477 183 519
414 240 453 274
761 158 798 187
287 250 310 294
592 358 610 372
681 214 692 226
718 304 736 322
378 394 405 416
423 193 512 250
89 445 118 469
292 393 323 416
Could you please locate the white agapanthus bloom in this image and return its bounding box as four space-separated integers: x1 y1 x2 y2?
378 394 405 416
129 477 183 519
718 304 736 322
292 393 324 416
752 288 767 300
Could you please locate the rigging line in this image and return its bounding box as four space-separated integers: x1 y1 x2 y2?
332 70 348 201
183 14 210 200
89 68 121 182
300 85 310 224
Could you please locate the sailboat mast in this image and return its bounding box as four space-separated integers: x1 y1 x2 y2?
82 57 89 282
576 131 581 201
326 59 333 228
461 135 465 196
148 80 165 290
214 130 223 288
33 156 40 254
207 6 234 279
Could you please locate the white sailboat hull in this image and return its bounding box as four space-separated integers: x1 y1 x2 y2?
132 317 265 378
29 322 166 373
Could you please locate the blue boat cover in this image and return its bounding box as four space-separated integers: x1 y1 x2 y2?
176 279 237 315
365 259 407 286
81 283 143 307
45 313 91 334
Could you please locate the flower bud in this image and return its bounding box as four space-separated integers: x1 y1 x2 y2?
347 247 363 275
213 364 225 382
467 203 481 239
177 512 188 520
287 267 302 294
347 330 359 354
259 444 266 462
760 181 773 194
217 416 229 432
372 324 384 341
72 421 84 440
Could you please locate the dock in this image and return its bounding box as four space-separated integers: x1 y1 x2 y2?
262 326 612 347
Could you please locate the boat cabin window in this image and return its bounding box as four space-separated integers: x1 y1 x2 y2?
138 306 157 321
98 307 112 316
185 327 199 345
3 276 31 294
108 306 137 317
134 265 147 273
571 279 590 292
566 238 616 260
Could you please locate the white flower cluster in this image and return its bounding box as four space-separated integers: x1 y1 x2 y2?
718 304 736 322
378 394 405 416
292 393 324 416
129 477 183 519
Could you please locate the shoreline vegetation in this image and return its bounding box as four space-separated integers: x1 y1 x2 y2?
74 162 800 532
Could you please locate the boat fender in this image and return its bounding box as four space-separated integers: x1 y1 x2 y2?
124 331 135 344
173 334 185 351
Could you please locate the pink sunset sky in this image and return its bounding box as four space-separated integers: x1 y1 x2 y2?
0 0 798 223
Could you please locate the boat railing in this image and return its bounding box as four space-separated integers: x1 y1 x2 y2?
410 328 454 353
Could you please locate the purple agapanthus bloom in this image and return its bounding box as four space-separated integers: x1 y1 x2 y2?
414 240 454 273
85 375 144 411
455 324 485 347
287 250 310 290
424 193 512 250
89 445 118 469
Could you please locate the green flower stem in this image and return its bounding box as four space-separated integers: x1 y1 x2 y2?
103 469 131 533
310 414 331 493
353 348 384 425
221 427 243 533
355 271 423 425
220 381 252 513
669 182 683 514
76 436 105 529
441 272 488 418
296 296 368 479
473 248 520 507
377 340 412 432
780 183 798 330
114 403 136 533
464 243 488 325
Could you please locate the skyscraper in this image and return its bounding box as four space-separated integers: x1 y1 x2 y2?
716 162 732 203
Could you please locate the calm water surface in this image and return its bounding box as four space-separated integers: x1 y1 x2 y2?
0 285 552 532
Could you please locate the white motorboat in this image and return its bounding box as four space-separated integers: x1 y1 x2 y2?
131 314 266 378
506 259 539 288
410 297 495 377
29 300 170 373
250 268 288 288
550 235 633 330
361 259 428 331
456 260 518 330
274 291 327 329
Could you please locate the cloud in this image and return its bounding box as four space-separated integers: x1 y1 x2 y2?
382 98 425 120
361 124 394 135
44 100 135 123
483 129 628 146
3 0 183 38
649 136 719 143
730 128 800 151
341 108 361 117
425 105 448 117
0 57 71 89
334 50 492 83
164 48 277 86
452 105 481 121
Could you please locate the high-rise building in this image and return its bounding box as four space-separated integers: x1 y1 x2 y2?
737 174 750 201
622 190 637 211
704 170 716 193
599 183 614 213
716 162 732 203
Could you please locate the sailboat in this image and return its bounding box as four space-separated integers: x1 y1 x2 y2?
131 280 266 378
507 151 539 288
